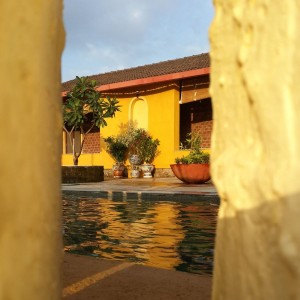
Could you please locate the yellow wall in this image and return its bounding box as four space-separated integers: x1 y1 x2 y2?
210 0 300 299
148 88 180 168
130 97 149 129
62 84 181 169
0 1 64 299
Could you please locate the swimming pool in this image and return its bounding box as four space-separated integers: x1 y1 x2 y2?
62 196 218 275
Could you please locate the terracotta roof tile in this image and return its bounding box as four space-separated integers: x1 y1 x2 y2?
62 52 210 92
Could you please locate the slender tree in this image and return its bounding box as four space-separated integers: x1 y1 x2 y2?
63 76 120 165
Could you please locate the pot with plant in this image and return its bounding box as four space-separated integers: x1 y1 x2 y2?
170 131 210 184
141 135 159 178
124 128 160 178
104 136 128 178
113 124 141 178
126 128 145 165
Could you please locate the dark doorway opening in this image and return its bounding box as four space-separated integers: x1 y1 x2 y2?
180 98 212 148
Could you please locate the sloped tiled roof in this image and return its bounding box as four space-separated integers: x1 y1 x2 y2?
62 52 210 92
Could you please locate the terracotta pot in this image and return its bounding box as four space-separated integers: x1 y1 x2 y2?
112 163 126 178
170 163 210 184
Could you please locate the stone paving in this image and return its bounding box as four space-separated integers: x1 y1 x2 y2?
63 253 212 300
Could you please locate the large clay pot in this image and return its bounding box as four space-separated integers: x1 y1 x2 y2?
170 163 210 184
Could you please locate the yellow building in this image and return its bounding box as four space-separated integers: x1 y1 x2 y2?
61 53 211 176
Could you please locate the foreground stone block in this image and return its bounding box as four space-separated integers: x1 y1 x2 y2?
210 1 300 299
62 166 104 183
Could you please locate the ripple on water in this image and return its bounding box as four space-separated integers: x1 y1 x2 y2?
62 197 218 275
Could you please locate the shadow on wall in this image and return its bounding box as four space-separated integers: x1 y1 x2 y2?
213 192 300 299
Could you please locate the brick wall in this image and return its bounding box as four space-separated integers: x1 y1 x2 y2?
192 120 213 148
82 132 100 153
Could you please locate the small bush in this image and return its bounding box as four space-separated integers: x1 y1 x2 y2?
175 131 210 164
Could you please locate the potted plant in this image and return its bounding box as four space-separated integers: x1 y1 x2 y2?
126 128 145 164
118 124 143 177
120 127 160 178
104 136 128 178
139 135 160 178
106 124 160 178
170 131 210 184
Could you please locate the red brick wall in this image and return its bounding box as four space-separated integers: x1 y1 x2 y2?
192 120 212 148
82 132 100 153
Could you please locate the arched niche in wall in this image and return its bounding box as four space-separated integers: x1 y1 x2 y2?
129 96 148 129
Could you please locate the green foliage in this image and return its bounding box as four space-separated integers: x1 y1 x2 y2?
114 121 138 146
176 151 210 164
138 135 160 164
63 76 120 130
128 128 160 164
186 131 202 152
175 131 210 164
104 136 128 163
63 76 121 165
105 124 160 165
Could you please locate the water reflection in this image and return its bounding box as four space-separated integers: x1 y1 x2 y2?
63 197 218 275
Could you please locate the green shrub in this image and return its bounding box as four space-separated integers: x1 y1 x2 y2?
105 124 160 164
104 136 128 163
175 131 210 164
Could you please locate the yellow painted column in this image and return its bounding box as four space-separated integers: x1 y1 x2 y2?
0 1 64 299
210 1 300 299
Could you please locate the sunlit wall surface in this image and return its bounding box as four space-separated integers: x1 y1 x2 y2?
210 1 300 299
0 1 65 299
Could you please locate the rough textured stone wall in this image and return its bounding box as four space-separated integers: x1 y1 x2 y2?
210 1 300 299
62 166 104 183
0 2 64 299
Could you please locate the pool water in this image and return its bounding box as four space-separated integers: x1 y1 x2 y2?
62 196 218 275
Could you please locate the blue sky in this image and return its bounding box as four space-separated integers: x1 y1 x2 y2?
62 0 214 82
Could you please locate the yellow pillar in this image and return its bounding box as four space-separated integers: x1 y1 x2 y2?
210 1 300 299
0 2 64 299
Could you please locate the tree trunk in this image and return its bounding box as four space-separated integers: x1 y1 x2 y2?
73 157 78 165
